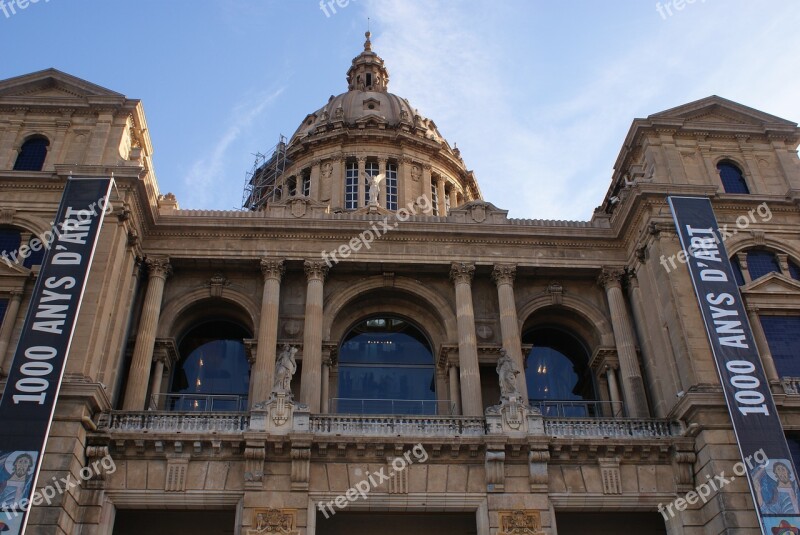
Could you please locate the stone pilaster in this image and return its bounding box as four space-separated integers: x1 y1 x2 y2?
357 156 366 208
450 262 483 416
492 263 528 402
299 260 328 412
0 289 24 375
123 257 171 410
251 259 285 407
598 267 649 417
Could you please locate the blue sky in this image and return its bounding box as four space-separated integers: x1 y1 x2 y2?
2 0 799 220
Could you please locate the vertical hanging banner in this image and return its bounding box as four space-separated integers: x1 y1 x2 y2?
0 177 113 535
669 196 800 534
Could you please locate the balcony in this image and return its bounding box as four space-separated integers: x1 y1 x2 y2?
149 393 249 412
328 398 455 416
309 414 486 437
543 417 682 438
99 411 250 434
531 399 624 418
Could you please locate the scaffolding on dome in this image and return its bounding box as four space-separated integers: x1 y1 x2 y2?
241 135 291 211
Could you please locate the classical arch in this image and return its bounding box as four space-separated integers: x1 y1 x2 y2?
323 275 458 348
157 287 258 340
726 234 800 263
517 294 615 349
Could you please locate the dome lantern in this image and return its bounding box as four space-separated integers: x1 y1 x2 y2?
346 31 389 92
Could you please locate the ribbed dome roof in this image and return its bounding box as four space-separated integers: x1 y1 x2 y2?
289 32 444 144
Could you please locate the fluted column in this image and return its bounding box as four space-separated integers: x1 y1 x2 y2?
300 260 328 412
605 364 622 417
448 363 462 415
251 259 285 407
598 267 649 417
123 257 171 410
0 289 24 375
148 355 166 410
492 264 528 402
746 305 780 386
450 262 483 416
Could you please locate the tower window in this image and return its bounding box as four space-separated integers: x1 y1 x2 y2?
301 171 311 197
365 73 372 88
385 163 398 211
13 136 49 171
717 161 749 194
430 183 439 216
345 161 359 210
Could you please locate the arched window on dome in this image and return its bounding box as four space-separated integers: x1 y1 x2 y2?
13 136 49 171
385 162 398 210
522 327 601 417
166 320 251 411
717 160 749 194
335 316 439 415
301 169 311 197
345 161 359 210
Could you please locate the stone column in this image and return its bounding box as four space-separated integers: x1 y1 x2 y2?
422 164 433 214
309 160 321 200
378 157 387 209
330 155 344 209
0 289 24 374
492 264 528 402
148 355 166 410
746 305 780 386
605 364 622 417
449 187 458 210
251 259 285 407
300 260 328 412
598 267 649 417
321 358 331 413
436 177 446 216
357 157 366 208
450 262 483 416
448 362 462 415
123 257 171 410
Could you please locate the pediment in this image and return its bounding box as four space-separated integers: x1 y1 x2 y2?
0 68 123 100
649 96 796 127
448 200 510 224
0 259 31 278
741 272 800 296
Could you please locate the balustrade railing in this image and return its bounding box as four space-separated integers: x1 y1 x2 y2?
543 417 680 438
100 411 249 433
309 414 486 436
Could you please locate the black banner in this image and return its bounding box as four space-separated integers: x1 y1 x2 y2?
669 196 800 533
0 178 113 535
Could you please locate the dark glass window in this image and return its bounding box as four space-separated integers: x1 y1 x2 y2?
787 433 800 472
523 328 597 417
717 161 749 194
13 137 49 171
385 163 398 211
761 315 800 377
22 237 46 268
170 321 251 411
336 316 437 415
747 250 780 280
789 260 800 281
732 256 746 286
0 299 8 327
345 161 358 209
0 229 21 257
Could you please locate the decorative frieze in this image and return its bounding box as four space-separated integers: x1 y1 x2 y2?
497 510 544 535
248 509 298 535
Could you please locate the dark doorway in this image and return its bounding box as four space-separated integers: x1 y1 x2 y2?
113 509 235 534
318 512 476 535
556 511 667 534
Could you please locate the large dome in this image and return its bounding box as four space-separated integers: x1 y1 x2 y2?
288 32 444 145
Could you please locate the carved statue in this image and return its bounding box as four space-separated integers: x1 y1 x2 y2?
366 172 384 205
273 344 298 395
496 348 521 400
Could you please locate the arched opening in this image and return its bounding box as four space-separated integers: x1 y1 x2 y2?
522 326 599 417
717 160 749 194
335 316 439 415
14 136 49 171
168 320 251 411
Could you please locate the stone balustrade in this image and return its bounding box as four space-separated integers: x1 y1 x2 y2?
100 411 250 434
309 414 487 437
781 377 800 394
543 417 681 438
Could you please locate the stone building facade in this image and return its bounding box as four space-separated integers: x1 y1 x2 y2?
1 34 800 534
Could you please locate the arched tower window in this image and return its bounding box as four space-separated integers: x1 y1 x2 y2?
717 160 749 194
522 327 598 417
336 316 437 414
13 136 49 171
168 320 251 411
345 161 359 210
385 162 398 210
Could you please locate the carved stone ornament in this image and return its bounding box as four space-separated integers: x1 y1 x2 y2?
498 510 544 535
411 164 421 181
248 509 298 535
321 161 333 178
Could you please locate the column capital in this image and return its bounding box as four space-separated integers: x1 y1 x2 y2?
626 269 639 288
450 262 475 285
597 267 625 289
491 264 517 286
746 304 760 314
356 156 367 163
145 257 172 279
304 260 329 282
260 258 285 281
8 289 23 300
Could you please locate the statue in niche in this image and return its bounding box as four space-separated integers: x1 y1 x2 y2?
365 172 384 206
273 344 298 395
496 348 521 401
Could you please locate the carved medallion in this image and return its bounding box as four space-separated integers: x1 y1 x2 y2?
498 510 544 535
248 508 298 535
